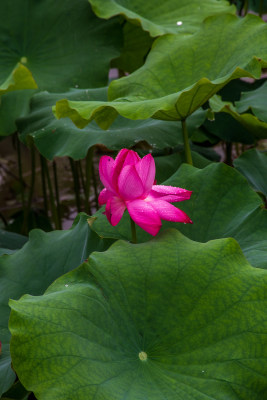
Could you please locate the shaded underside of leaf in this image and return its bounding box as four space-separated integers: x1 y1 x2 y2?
234 149 267 197
9 230 267 399
89 0 236 36
0 213 112 396
111 22 154 73
0 89 36 136
54 14 267 129
236 80 267 123
17 88 206 160
209 94 267 139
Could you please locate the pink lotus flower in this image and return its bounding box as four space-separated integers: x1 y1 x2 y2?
98 149 193 236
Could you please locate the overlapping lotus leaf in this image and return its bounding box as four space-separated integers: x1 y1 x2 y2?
236 80 267 122
203 79 262 144
0 89 36 136
209 94 267 139
0 230 27 251
0 214 112 396
88 0 235 36
111 22 154 73
9 230 267 399
234 149 267 197
89 162 267 269
0 64 37 96
54 14 267 130
0 0 122 92
18 88 206 160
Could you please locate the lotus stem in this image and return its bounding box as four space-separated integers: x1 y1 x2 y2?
92 157 99 210
40 155 49 216
43 158 60 230
69 158 81 212
16 134 25 208
130 217 137 244
259 0 264 17
91 156 99 210
22 143 35 234
181 119 193 166
243 0 248 15
85 147 94 213
52 160 62 229
225 142 233 166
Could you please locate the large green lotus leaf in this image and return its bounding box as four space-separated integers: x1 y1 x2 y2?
0 0 122 92
111 22 154 73
209 94 267 139
9 230 267 399
234 149 267 197
90 162 267 269
54 14 267 130
89 0 235 36
0 64 37 96
236 80 267 123
0 213 112 396
18 88 206 160
0 90 36 136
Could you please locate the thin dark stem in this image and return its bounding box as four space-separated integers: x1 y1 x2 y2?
181 119 193 166
16 134 25 208
130 217 137 244
91 158 99 211
0 211 8 227
259 0 264 17
243 0 248 15
69 158 81 212
22 144 36 234
43 158 60 229
225 142 233 166
40 155 49 216
78 160 91 214
52 160 62 229
85 148 94 213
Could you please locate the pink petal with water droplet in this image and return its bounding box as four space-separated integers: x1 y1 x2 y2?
99 156 115 193
98 188 113 205
151 200 193 223
127 199 162 236
135 154 155 195
118 165 145 200
105 197 126 226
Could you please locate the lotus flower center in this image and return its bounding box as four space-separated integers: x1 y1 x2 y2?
138 351 148 361
20 56 28 64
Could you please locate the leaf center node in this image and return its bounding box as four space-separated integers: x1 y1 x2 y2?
138 351 148 362
20 56 28 64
